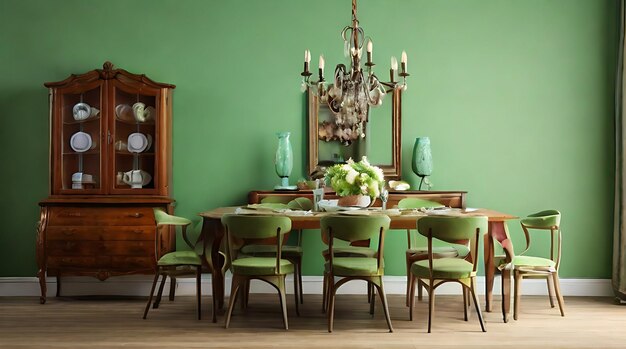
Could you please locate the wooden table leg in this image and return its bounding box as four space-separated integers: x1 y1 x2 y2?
501 268 511 323
485 221 514 318
201 217 226 310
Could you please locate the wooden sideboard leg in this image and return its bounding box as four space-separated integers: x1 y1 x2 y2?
38 270 47 304
36 207 48 304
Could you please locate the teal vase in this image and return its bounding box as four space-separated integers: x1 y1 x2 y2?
412 137 433 190
274 132 297 190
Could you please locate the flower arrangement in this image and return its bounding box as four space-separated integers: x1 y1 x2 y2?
325 156 385 199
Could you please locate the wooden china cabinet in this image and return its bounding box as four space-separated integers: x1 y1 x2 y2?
37 62 175 304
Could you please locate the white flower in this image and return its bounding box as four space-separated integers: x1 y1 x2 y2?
342 164 352 172
346 157 355 165
373 167 384 181
360 185 368 194
345 169 358 184
361 156 370 166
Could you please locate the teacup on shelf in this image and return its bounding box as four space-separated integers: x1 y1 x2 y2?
115 104 134 122
72 103 99 121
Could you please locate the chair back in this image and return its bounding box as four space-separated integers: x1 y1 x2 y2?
417 216 488 271
519 210 562 269
221 214 292 273
321 214 390 272
153 208 196 261
397 198 444 249
397 198 444 209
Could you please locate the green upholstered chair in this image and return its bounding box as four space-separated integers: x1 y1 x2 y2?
322 214 393 332
409 216 488 333
502 210 565 320
320 226 379 313
143 209 216 322
398 198 467 306
239 197 307 305
221 214 296 330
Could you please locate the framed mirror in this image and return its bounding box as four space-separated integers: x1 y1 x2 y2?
307 88 402 179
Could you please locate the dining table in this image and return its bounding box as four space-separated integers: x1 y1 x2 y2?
198 206 517 322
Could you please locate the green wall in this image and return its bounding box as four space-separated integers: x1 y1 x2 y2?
0 0 617 278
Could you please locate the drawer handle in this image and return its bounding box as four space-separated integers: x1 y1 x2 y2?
61 212 82 217
62 230 76 236
129 213 144 219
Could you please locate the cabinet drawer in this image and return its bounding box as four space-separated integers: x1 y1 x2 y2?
111 256 154 269
47 241 154 256
48 207 155 226
47 226 155 241
48 256 111 269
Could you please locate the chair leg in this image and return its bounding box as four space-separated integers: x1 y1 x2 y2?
552 272 565 317
367 281 372 303
547 275 556 308
169 276 176 301
373 279 393 333
153 274 167 309
298 258 304 304
409 277 416 321
225 276 242 329
514 269 522 321
322 273 328 313
211 273 218 323
427 279 435 333
277 276 289 330
196 266 202 320
292 259 300 308
369 282 376 315
143 272 160 319
56 274 61 297
417 278 423 301
240 279 250 310
328 277 337 333
470 278 486 332
501 268 511 323
405 257 412 306
293 273 300 317
462 286 468 321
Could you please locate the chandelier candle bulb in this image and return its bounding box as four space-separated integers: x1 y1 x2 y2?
366 39 373 64
319 55 325 79
303 49 311 75
390 56 398 82
401 51 407 73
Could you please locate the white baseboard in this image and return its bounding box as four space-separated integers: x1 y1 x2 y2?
0 275 613 298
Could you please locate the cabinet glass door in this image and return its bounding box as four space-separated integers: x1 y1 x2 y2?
56 83 104 194
110 82 159 194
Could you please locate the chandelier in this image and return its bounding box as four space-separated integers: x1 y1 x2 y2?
301 0 408 145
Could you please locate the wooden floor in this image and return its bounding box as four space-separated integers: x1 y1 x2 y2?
0 294 624 348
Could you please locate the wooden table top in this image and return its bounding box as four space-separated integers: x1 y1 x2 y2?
199 207 518 228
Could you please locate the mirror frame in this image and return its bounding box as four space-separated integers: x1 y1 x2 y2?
307 88 402 179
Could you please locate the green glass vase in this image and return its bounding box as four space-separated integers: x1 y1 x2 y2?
412 137 433 190
274 132 297 190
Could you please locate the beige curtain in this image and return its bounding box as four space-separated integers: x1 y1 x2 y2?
614 0 626 302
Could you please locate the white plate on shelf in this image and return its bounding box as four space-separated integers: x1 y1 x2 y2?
127 133 148 153
70 132 92 152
